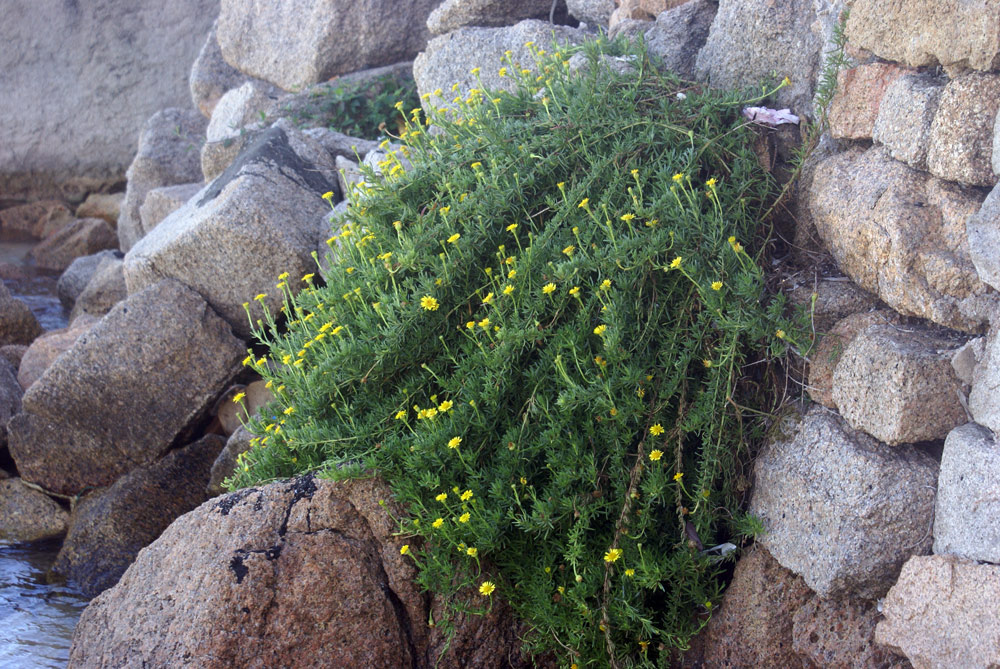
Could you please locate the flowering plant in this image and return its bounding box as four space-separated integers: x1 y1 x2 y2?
231 37 800 667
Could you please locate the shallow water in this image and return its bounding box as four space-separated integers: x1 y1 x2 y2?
0 540 90 668
0 234 68 333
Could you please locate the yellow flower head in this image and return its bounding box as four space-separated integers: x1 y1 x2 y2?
542 283 556 295
669 257 682 269
650 423 664 436
502 284 515 295
506 223 518 232
672 173 684 183
620 213 635 222
466 320 476 329
232 392 246 404
438 400 453 412
254 293 267 302
507 269 516 279
460 489 473 501
283 406 295 415
593 324 607 336
478 317 490 329
600 279 611 291
649 449 663 461
448 436 462 449
394 410 406 420
435 492 448 502
321 191 334 201
432 517 444 528
400 544 410 555
420 295 440 311
562 245 575 256
479 581 496 596
302 273 315 283
578 198 590 209
594 355 607 368
673 472 684 482
482 292 495 305
603 548 623 563
447 233 461 244
458 512 471 523
706 177 717 188
466 547 478 557
776 329 786 339
569 286 580 296
625 568 635 577
711 281 723 291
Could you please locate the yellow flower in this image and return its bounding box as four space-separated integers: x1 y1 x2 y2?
470 161 482 170
460 489 473 501
625 568 635 577
703 359 713 368
594 355 607 368
711 281 723 291
600 279 611 291
507 269 516 279
542 283 556 295
302 273 314 283
331 325 344 336
649 449 663 461
447 233 461 244
620 213 635 222
562 245 575 256
603 548 623 563
519 476 527 485
438 400 453 412
400 544 410 555
669 256 682 269
482 292 495 305
479 581 495 596
506 223 518 232
609 407 618 416
499 67 507 77
394 410 406 420
478 317 490 329
432 517 444 528
254 293 267 302
232 392 246 403
278 272 289 281
569 286 580 296
448 436 462 449
650 423 664 436
466 320 476 329
639 641 649 652
502 284 514 295
578 198 589 209
467 547 478 557
706 177 717 188
420 295 440 311
776 329 786 339
504 255 515 265
425 407 438 419
593 324 607 336
672 173 684 183
321 191 334 201
458 512 470 523
436 492 448 502
471 67 481 76
283 406 295 415
673 472 684 482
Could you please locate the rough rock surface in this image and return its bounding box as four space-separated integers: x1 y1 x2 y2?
217 0 439 92
427 0 567 35
206 81 283 143
829 62 911 140
831 323 967 445
0 359 22 448
0 0 216 201
807 310 899 409
926 73 1000 187
70 476 533 668
873 72 945 171
0 200 73 239
788 276 881 336
117 108 208 253
138 182 202 237
190 20 252 118
414 20 585 111
7 280 243 496
642 0 717 80
75 192 124 226
968 325 1000 435
792 595 910 669
56 250 120 310
0 345 27 372
695 0 822 116
206 426 253 497
30 218 117 272
52 435 224 597
16 315 100 392
0 282 41 347
124 122 338 339
683 545 812 667
70 254 126 321
749 407 938 599
968 183 1000 293
846 0 1000 73
933 422 1000 563
0 478 68 542
806 145 991 332
567 0 615 26
876 555 1000 668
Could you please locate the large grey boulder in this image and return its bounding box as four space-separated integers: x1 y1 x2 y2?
873 72 945 171
934 423 1000 564
206 81 283 143
567 0 614 26
642 0 717 80
124 122 338 339
206 426 254 497
926 73 1000 187
749 407 938 599
190 20 253 118
0 478 68 542
7 280 244 496
52 435 225 597
427 0 568 35
57 250 121 310
806 145 993 332
216 0 439 92
118 108 208 253
846 0 1000 74
0 282 41 346
876 555 1000 668
70 476 532 668
694 0 824 117
138 182 203 235
413 20 586 111
831 323 968 445
968 183 1000 293
0 358 22 449
969 325 1000 436
29 218 117 272
16 314 100 393
0 0 216 202
70 254 126 321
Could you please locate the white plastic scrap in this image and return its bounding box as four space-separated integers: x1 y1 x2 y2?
742 106 800 126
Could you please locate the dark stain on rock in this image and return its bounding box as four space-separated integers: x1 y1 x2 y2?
278 473 318 537
230 554 249 584
265 544 282 561
197 126 333 207
214 487 258 516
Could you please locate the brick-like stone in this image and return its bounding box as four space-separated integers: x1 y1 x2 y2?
927 73 1000 187
873 72 945 171
829 62 911 140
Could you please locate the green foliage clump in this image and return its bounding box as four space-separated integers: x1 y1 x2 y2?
282 72 419 139
231 38 800 667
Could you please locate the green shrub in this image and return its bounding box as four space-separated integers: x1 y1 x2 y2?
231 37 802 667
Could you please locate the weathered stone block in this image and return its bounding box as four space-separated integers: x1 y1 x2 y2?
830 62 911 140
873 72 945 171
927 73 1000 187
